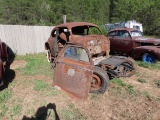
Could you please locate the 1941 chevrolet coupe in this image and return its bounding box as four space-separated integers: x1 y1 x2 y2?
45 22 137 100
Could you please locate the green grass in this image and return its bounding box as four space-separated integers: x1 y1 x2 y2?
0 105 8 119
10 104 22 116
17 53 52 77
110 78 127 87
144 92 154 101
60 103 87 120
156 80 160 88
137 61 160 70
34 80 49 91
0 89 12 103
33 79 59 97
137 78 147 83
109 78 137 98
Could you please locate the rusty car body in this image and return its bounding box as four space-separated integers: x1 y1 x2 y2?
45 22 110 62
0 40 8 86
107 28 160 63
45 22 137 100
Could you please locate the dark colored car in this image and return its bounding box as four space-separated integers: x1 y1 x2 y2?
107 28 160 63
0 40 8 86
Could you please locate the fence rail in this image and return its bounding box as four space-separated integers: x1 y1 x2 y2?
0 25 53 55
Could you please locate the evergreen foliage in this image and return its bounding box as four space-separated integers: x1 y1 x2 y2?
0 0 159 36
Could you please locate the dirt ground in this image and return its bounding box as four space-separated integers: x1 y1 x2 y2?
2 60 160 120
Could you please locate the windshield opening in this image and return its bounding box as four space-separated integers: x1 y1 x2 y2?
130 30 143 37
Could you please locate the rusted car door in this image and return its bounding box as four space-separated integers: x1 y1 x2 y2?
53 44 93 100
110 30 133 54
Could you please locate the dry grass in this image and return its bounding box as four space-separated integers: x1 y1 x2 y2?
0 53 160 120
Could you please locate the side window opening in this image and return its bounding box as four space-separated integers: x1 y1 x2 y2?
88 26 101 35
115 31 129 38
72 26 87 35
51 30 56 37
64 46 89 62
108 31 116 36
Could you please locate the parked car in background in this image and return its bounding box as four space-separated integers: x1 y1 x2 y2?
107 28 160 63
0 40 8 86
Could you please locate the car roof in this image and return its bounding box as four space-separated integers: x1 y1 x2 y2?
55 22 98 29
109 28 137 32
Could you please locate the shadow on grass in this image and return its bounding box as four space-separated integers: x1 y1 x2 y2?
0 69 15 91
22 103 60 120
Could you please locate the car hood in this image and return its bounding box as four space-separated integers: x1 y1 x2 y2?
134 36 160 45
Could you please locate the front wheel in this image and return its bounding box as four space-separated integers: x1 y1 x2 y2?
90 66 109 94
142 53 157 64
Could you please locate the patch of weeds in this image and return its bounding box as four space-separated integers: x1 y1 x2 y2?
137 61 160 70
136 71 141 76
60 104 87 120
34 80 48 91
127 85 136 94
144 92 154 101
0 89 12 103
137 78 147 83
156 80 160 88
34 80 58 97
110 78 127 87
0 105 8 119
10 104 22 116
68 103 75 109
61 109 74 120
109 78 137 100
90 93 102 100
43 85 59 97
27 108 35 115
17 53 52 77
41 100 47 106
137 61 150 68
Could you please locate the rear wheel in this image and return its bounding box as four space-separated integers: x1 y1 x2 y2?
90 66 109 94
142 53 157 64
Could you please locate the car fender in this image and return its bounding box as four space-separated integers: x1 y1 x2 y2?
131 46 160 60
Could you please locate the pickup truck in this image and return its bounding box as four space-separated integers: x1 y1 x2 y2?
107 28 160 64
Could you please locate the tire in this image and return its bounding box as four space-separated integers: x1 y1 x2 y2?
90 66 109 94
46 49 53 63
123 57 137 77
142 53 157 64
113 57 137 77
